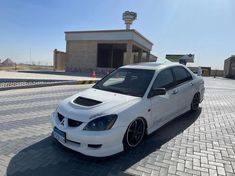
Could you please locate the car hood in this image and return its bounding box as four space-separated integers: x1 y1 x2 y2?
57 88 141 122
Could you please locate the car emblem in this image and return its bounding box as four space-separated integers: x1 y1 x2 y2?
60 118 65 126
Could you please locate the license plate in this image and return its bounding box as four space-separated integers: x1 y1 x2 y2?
53 127 66 143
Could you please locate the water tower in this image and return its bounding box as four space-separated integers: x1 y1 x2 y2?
122 11 137 30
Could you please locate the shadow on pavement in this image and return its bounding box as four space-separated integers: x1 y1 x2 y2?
7 109 201 176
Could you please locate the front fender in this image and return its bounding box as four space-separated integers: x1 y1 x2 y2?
113 99 151 130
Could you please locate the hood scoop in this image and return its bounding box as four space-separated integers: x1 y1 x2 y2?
73 96 102 106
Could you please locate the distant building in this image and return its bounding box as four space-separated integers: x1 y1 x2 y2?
166 54 194 65
54 29 154 71
149 54 158 62
224 55 235 78
2 58 14 66
188 66 211 76
53 49 66 71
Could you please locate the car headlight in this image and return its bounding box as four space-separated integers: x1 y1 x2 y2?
83 115 118 131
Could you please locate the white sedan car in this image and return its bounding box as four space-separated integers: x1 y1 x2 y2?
51 63 204 157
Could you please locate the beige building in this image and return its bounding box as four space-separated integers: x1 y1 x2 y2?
224 55 235 78
54 29 155 71
53 49 66 71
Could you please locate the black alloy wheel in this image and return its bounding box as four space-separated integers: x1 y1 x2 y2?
191 93 200 111
124 118 146 148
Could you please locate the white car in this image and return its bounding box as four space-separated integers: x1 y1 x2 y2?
51 63 205 157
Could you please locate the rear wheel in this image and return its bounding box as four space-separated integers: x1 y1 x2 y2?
191 93 200 111
123 118 146 149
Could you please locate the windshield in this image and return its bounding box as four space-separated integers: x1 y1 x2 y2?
93 68 155 97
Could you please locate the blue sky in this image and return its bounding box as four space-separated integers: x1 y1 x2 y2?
0 0 234 69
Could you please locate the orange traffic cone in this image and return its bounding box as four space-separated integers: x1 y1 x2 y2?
92 71 96 78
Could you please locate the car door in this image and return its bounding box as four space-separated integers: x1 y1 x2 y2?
149 68 179 130
171 66 195 113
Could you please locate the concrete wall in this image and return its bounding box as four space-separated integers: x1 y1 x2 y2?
65 40 134 71
224 56 235 78
66 41 97 71
211 70 224 77
53 49 66 71
65 40 151 72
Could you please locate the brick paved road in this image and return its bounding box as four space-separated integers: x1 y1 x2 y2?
0 77 235 176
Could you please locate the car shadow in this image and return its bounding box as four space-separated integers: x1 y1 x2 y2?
6 108 201 176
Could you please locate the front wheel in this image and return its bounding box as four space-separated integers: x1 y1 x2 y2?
123 117 146 149
191 93 200 111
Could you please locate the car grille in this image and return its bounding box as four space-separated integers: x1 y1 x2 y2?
57 113 82 127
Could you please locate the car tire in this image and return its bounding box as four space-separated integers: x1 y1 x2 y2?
191 93 200 111
123 117 146 150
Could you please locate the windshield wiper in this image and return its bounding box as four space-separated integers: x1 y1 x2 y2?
110 89 125 94
104 87 126 94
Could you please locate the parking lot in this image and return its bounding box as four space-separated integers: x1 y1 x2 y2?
0 77 235 176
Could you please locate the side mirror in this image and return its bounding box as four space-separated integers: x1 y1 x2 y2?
148 88 166 98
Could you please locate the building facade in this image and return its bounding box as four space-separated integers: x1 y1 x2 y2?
53 49 66 71
224 55 235 78
54 29 155 71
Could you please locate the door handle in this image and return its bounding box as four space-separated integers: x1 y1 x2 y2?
190 82 194 86
172 90 178 95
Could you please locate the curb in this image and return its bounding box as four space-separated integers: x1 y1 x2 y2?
76 80 98 85
0 80 98 91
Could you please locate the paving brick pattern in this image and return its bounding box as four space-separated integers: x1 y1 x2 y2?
0 78 234 176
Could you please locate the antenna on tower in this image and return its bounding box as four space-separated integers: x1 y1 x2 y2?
122 11 137 30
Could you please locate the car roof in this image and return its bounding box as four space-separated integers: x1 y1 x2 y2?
121 62 182 70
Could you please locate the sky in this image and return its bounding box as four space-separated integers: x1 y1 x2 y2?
0 0 235 69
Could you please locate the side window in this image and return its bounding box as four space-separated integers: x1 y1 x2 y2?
185 68 193 81
153 69 174 90
172 66 192 85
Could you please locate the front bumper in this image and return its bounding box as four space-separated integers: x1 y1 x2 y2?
50 112 126 157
